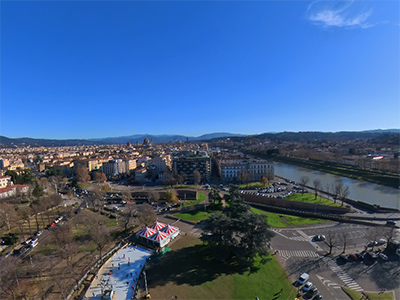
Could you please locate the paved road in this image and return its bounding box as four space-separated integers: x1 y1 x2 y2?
270 222 400 300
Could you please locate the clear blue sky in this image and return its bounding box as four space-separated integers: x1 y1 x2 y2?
1 1 399 139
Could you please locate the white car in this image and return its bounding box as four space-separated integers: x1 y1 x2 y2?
377 239 387 245
379 253 388 261
302 282 313 292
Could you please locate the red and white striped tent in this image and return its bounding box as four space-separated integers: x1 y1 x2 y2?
160 224 180 239
136 227 157 238
149 221 166 231
148 230 170 247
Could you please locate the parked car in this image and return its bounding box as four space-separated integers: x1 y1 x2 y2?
339 254 348 262
367 241 378 247
367 251 378 259
348 254 357 260
297 273 309 285
302 282 313 292
313 235 325 241
307 286 318 296
35 230 43 236
313 294 323 300
386 220 396 227
377 238 387 245
379 253 388 261
355 252 365 260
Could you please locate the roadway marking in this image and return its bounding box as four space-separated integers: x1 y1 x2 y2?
278 250 320 261
321 257 363 292
316 275 341 289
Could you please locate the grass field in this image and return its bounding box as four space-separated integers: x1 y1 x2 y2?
284 193 343 207
251 207 329 227
147 235 298 300
182 192 207 207
342 287 394 300
175 210 216 222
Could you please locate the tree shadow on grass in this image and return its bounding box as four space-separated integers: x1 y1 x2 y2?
147 244 261 287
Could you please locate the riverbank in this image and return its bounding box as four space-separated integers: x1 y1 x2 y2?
252 153 399 189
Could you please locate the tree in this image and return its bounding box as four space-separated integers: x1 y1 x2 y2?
193 170 201 186
165 189 179 204
201 196 275 267
53 224 78 268
75 165 90 183
32 182 44 199
0 203 19 233
300 176 309 195
237 168 251 183
76 211 109 263
93 171 107 183
313 179 321 200
137 203 157 227
260 176 269 187
147 190 160 203
30 202 44 232
120 203 138 232
209 185 221 204
333 181 343 202
324 231 339 254
339 232 349 253
18 205 33 236
0 256 21 300
67 189 74 199
339 185 350 206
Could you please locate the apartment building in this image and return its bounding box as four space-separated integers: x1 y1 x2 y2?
0 176 12 188
101 159 127 178
173 155 211 183
149 155 171 173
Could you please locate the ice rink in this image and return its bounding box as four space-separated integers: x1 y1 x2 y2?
86 245 153 300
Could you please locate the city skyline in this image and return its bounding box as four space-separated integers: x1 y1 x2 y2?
1 1 399 139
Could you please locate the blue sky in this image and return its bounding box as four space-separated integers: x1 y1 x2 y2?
1 1 399 139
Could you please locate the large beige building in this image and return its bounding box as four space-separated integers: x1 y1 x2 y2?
218 159 274 182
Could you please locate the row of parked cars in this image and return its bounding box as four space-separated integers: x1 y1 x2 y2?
296 273 322 300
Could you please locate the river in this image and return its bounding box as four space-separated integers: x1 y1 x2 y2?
274 162 400 209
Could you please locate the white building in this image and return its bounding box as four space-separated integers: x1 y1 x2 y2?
101 159 127 178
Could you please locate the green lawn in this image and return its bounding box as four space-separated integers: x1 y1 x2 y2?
342 287 394 300
284 193 343 207
148 236 298 300
106 218 118 227
79 241 97 252
175 210 213 222
251 207 329 227
250 207 289 228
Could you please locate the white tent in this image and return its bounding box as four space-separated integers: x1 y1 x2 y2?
136 227 157 239
149 221 166 231
160 224 180 239
148 230 170 248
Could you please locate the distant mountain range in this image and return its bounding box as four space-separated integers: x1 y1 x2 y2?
0 129 398 148
89 132 246 144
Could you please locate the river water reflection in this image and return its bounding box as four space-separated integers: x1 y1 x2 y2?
274 162 400 209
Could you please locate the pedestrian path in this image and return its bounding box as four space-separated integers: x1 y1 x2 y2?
321 257 363 292
279 250 320 261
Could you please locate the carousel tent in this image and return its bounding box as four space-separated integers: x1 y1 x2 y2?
160 224 180 239
149 221 166 231
148 230 170 248
136 227 157 239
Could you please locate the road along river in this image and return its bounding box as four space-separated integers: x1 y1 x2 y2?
274 162 400 209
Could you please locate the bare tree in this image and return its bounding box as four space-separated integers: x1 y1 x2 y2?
237 168 251 184
137 203 157 227
340 185 350 206
324 231 339 254
53 224 78 268
75 165 91 183
120 203 138 232
300 175 309 195
147 190 160 204
76 211 110 263
0 256 21 300
193 170 201 186
381 227 396 249
334 181 343 203
366 227 382 251
18 206 33 237
313 179 321 200
30 202 43 232
339 232 349 253
0 203 19 233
